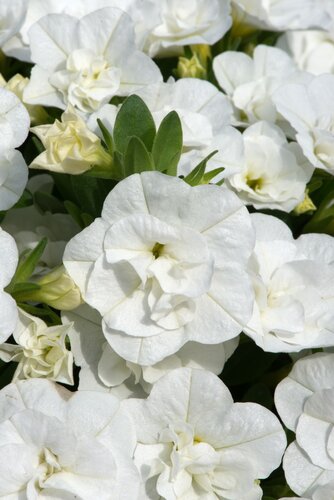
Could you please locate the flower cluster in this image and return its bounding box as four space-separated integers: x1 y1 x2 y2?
1 1 334 498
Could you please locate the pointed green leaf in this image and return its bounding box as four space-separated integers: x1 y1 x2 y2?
124 136 154 177
152 111 183 176
113 95 156 154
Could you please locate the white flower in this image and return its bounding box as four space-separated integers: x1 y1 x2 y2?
275 353 334 498
23 7 162 113
0 0 27 47
0 228 18 343
273 74 334 174
63 304 239 397
0 87 30 152
64 171 255 365
2 0 156 61
213 44 309 125
278 30 334 76
144 0 232 57
244 214 334 352
226 121 314 212
30 106 111 174
0 308 74 384
124 367 286 499
232 0 331 31
0 378 141 499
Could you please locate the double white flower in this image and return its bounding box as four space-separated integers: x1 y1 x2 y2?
274 74 334 175
64 171 255 365
0 378 141 499
145 0 232 57
0 309 74 384
24 7 162 113
275 353 334 498
125 367 286 499
213 44 308 126
245 214 334 352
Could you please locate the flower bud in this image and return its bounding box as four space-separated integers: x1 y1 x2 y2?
177 45 211 80
0 308 74 384
34 265 83 310
30 106 112 174
293 190 316 215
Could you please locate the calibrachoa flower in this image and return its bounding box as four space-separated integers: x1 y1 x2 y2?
24 7 162 113
275 353 334 497
273 74 334 174
64 171 255 365
278 30 334 76
226 120 314 212
213 44 307 125
62 304 239 397
144 0 232 57
244 214 334 352
0 378 141 499
0 228 18 343
0 308 74 384
124 367 287 499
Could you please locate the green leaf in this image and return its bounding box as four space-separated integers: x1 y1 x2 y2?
52 173 116 218
64 200 94 229
152 111 183 176
7 237 48 290
97 118 114 154
124 136 154 176
113 95 156 154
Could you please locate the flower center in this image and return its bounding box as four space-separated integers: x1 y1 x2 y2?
152 242 164 259
246 176 263 191
36 448 62 489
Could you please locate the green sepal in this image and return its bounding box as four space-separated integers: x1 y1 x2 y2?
11 237 48 289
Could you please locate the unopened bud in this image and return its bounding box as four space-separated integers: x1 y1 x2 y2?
293 191 316 215
35 265 83 310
